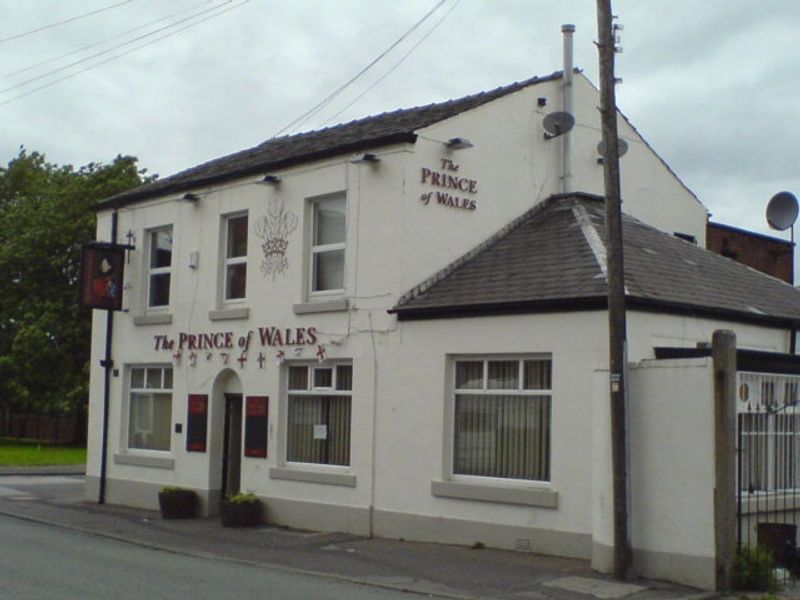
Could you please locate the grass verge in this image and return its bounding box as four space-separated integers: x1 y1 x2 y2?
0 437 86 466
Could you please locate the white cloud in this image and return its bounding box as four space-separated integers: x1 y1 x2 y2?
2 0 799 241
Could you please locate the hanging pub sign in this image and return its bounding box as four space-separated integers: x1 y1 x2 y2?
80 242 126 311
186 394 208 452
244 396 268 458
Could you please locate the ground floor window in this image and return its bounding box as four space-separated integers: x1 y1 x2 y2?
453 357 551 482
128 366 173 451
738 372 800 493
740 412 800 492
287 363 352 466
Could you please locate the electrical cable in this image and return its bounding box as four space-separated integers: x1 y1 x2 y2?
272 0 447 137
322 0 461 126
0 0 249 106
0 0 247 106
3 0 215 80
0 0 133 45
0 0 237 95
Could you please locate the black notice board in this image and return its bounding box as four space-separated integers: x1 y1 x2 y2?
244 396 268 458
186 394 208 452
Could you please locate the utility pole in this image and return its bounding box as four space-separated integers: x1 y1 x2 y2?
596 0 631 580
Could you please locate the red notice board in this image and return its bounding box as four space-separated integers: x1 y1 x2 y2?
244 396 268 458
186 394 208 452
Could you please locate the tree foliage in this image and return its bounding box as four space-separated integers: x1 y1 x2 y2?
0 148 151 414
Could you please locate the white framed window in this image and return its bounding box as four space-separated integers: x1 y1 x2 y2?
286 363 352 466
452 357 551 482
146 227 172 309
223 213 248 301
309 195 346 294
128 366 173 452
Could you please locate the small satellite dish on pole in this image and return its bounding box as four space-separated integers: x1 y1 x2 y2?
597 138 629 163
766 191 799 231
543 111 575 139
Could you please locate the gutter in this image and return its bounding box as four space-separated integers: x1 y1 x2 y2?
391 295 800 330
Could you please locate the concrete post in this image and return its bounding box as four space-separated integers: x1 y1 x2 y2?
712 329 737 591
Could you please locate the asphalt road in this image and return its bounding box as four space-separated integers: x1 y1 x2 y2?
0 514 421 600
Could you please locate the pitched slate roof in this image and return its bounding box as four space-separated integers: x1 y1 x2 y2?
392 193 800 326
99 71 562 209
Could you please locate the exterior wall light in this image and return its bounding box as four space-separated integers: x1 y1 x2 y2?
445 137 474 150
261 175 281 184
350 153 380 164
182 192 200 202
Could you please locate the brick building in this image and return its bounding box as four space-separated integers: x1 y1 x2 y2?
706 221 794 284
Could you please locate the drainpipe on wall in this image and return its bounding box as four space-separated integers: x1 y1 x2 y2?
98 208 118 504
561 24 575 194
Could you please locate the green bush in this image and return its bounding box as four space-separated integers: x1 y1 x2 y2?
160 486 192 495
732 546 778 591
226 492 259 505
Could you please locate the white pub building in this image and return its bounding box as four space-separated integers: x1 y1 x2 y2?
86 59 800 588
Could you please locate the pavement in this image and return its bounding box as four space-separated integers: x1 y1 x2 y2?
0 465 723 600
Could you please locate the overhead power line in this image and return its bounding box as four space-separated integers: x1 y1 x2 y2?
273 0 448 137
3 0 215 80
0 0 250 107
0 0 133 45
0 0 237 95
322 0 461 126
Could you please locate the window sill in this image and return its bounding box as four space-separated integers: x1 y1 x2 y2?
293 298 349 315
269 467 356 487
133 313 173 326
740 493 800 514
431 480 557 508
113 453 174 470
209 307 250 321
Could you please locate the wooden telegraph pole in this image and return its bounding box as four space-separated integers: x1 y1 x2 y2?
596 0 631 579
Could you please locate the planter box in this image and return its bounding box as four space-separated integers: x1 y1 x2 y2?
219 499 262 527
158 489 197 519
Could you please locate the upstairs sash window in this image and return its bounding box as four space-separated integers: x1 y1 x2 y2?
310 196 346 293
147 227 172 308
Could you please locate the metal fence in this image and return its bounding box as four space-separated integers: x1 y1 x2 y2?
737 371 800 582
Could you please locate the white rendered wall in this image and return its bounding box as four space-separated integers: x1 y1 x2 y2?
568 75 708 244
627 357 716 589
373 311 608 555
626 311 790 357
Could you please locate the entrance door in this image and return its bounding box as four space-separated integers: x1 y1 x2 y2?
221 393 243 498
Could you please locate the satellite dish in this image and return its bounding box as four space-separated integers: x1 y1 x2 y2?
766 191 799 231
597 138 629 159
543 111 575 139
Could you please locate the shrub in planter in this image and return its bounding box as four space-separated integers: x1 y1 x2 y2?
158 486 198 519
220 492 262 527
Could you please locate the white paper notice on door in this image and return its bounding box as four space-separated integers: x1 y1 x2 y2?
313 424 328 440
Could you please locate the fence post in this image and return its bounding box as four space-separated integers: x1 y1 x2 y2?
713 329 737 591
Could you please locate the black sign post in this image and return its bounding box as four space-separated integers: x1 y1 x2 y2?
80 216 134 504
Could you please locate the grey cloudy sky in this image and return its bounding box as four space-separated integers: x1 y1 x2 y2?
2 0 799 241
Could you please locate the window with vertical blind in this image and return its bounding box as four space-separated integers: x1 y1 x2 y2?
452 357 551 482
128 366 173 451
286 363 352 466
